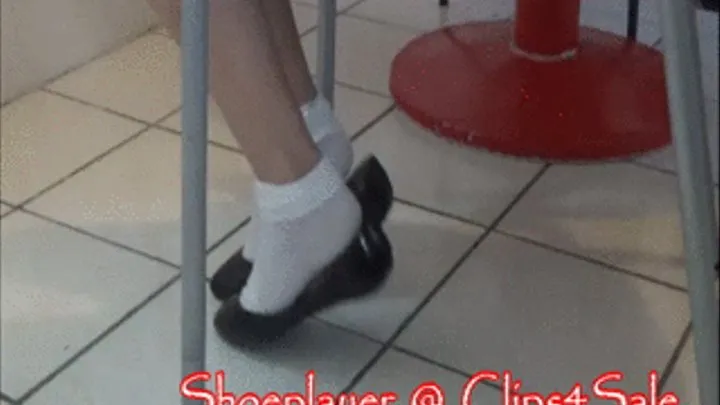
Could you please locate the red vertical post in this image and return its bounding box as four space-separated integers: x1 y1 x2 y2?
514 0 581 57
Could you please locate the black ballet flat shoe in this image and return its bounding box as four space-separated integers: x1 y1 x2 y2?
213 223 393 347
209 155 393 301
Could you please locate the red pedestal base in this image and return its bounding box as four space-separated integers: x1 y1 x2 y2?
389 21 672 161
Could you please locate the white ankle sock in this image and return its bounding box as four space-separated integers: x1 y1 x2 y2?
239 157 361 314
301 95 354 177
242 94 353 262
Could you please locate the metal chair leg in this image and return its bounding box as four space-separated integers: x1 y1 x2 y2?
627 0 640 40
317 0 337 106
180 0 209 403
657 1 719 405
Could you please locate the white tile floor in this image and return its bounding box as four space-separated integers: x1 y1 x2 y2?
1 1 718 404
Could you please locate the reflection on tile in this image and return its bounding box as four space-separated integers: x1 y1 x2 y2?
25 129 254 265
318 203 482 341
48 34 181 122
0 91 144 204
353 112 543 224
23 282 381 405
1 211 175 398
499 163 717 287
355 349 500 404
396 232 689 395
664 337 699 405
302 16 419 95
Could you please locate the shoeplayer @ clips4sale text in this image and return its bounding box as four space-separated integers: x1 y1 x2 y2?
180 370 680 405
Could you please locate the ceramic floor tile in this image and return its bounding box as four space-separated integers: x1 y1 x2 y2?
347 0 514 32
159 84 392 150
295 0 358 12
317 203 483 341
636 97 719 184
579 0 661 44
157 100 239 150
302 16 419 95
327 84 394 137
396 232 690 397
23 282 381 405
354 349 500 404
499 163 718 288
348 0 659 41
581 0 660 21
664 336 699 405
0 91 145 204
48 34 180 123
25 129 254 265
0 211 176 399
206 223 248 279
352 111 544 224
292 2 321 33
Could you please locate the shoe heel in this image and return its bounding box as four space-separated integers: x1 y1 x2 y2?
358 223 394 290
351 155 394 224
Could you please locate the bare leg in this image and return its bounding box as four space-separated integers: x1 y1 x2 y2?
147 0 363 317
260 0 317 106
148 0 318 183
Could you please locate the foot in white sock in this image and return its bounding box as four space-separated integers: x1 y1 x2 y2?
239 157 362 314
242 95 353 264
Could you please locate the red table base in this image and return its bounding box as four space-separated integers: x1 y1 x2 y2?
389 21 672 161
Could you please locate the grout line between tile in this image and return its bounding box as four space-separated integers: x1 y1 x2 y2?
0 392 19 405
390 346 503 392
339 0 371 14
659 322 693 392
492 229 691 293
393 194 692 294
0 208 17 220
335 81 392 100
351 104 396 142
207 216 252 254
13 104 183 212
0 29 160 109
15 208 180 270
17 275 181 404
392 197 489 228
337 11 425 35
41 89 156 127
156 123 246 155
340 164 552 393
14 128 151 209
311 317 386 346
631 160 720 187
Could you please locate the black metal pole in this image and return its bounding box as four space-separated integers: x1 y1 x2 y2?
627 0 640 40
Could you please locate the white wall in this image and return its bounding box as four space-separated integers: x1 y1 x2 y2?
1 0 158 104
